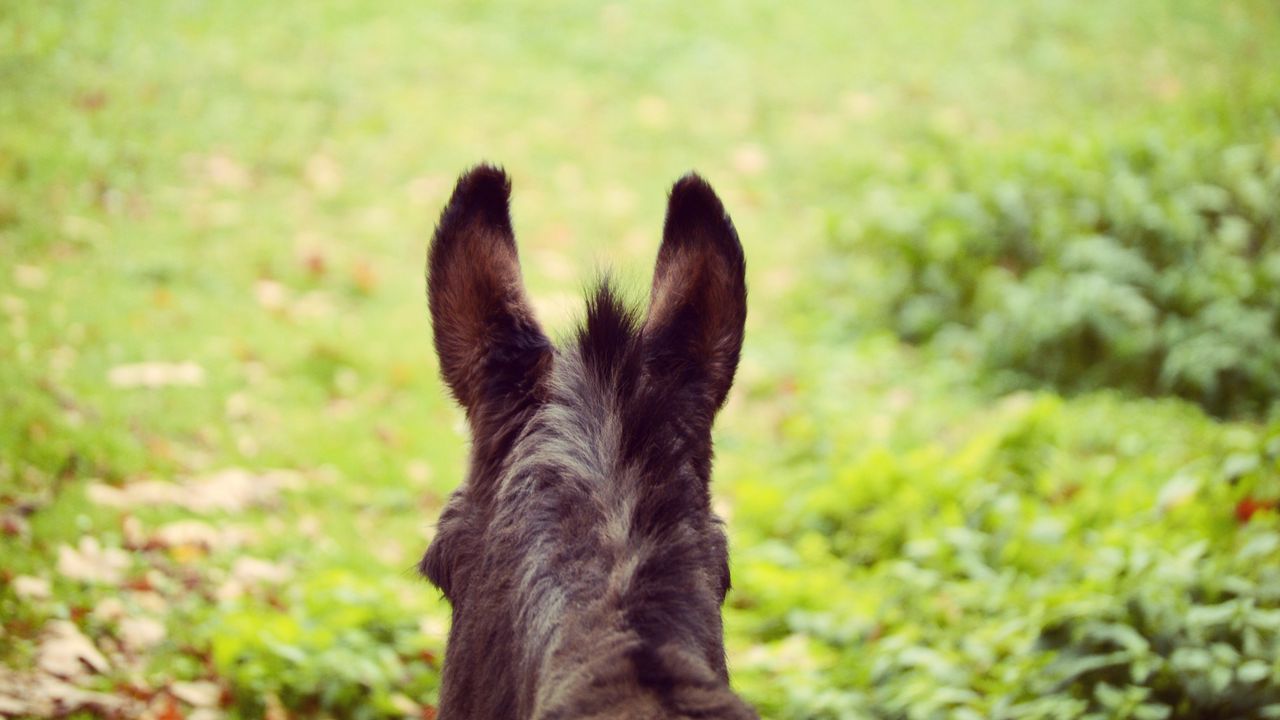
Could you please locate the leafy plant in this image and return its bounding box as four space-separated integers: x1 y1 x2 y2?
205 570 440 719
828 125 1280 417
727 386 1280 718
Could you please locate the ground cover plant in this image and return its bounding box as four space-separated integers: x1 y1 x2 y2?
826 122 1280 417
2 0 1279 718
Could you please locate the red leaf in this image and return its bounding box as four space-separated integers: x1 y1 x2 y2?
1236 497 1276 523
153 695 184 720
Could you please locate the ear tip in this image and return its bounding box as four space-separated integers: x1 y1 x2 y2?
458 163 511 193
664 172 743 260
438 163 514 236
668 172 724 215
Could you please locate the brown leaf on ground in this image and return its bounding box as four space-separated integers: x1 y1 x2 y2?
300 248 327 278
146 694 184 720
231 557 291 585
107 362 205 389
0 695 25 716
1 511 30 539
351 259 378 295
57 537 131 585
87 469 302 514
390 694 421 716
119 616 167 653
731 143 769 176
305 153 343 195
13 264 48 290
254 279 289 311
169 681 221 708
36 620 110 678
264 693 287 720
123 514 146 548
216 557 293 601
0 667 141 718
12 575 51 600
151 519 252 552
289 290 335 320
92 597 126 624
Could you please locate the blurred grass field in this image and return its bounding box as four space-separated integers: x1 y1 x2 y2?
2 1 1279 718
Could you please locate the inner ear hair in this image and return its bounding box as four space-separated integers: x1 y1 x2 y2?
427 165 551 414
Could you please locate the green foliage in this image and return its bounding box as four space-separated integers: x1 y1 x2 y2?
831 127 1280 416
728 387 1280 718
206 571 439 719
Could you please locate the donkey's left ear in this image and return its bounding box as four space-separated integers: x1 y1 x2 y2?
428 165 551 417
642 174 746 414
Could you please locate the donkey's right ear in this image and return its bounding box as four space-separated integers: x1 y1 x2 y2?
428 165 551 416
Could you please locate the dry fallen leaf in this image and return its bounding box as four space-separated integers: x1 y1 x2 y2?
0 693 26 716
147 694 184 720
216 557 293 601
88 468 301 514
390 694 421 716
305 153 343 195
372 538 406 566
13 264 48 290
0 667 138 717
123 514 146 549
231 557 292 585
152 519 250 551
418 614 448 641
108 362 205 389
57 537 131 585
37 620 110 678
13 574 51 600
351 259 378 295
119 616 167 653
1 511 31 539
254 279 289 311
170 681 221 708
133 590 169 614
92 597 126 624
289 290 335 320
300 248 327 278
224 392 252 421
406 459 433 486
731 143 769 176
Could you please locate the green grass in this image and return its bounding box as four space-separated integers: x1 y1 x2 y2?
2 1 1279 717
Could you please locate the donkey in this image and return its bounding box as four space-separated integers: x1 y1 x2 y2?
420 165 756 719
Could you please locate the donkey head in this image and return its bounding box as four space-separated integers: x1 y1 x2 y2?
420 165 755 719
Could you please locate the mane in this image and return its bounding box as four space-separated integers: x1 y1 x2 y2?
565 279 717 534
576 279 642 389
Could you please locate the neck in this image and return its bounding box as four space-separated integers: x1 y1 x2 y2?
530 609 746 719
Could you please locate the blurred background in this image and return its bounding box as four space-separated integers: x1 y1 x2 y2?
2 1 1279 717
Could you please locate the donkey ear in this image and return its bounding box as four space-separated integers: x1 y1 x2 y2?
428 165 551 415
642 174 746 414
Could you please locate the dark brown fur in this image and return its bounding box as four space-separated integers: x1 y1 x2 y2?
420 165 756 719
